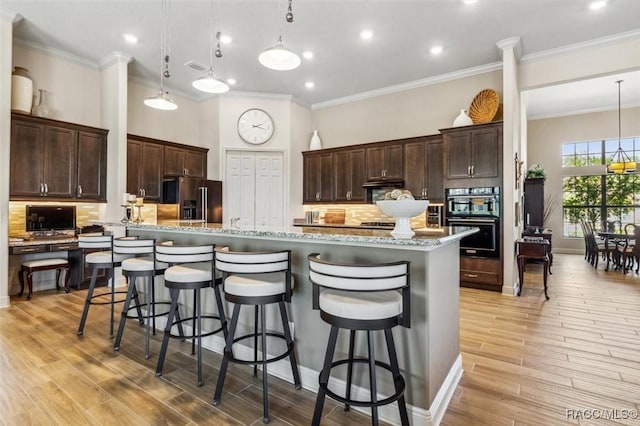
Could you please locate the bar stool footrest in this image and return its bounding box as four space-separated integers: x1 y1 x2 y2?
125 300 172 320
321 358 406 408
164 314 226 339
225 332 293 366
88 290 128 305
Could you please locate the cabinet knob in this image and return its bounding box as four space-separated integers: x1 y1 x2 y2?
44 183 48 195
78 185 83 197
346 191 351 200
471 165 475 176
316 192 320 201
467 166 471 177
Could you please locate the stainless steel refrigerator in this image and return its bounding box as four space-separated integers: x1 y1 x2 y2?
162 177 222 223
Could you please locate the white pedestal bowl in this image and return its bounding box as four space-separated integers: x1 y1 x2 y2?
376 199 429 238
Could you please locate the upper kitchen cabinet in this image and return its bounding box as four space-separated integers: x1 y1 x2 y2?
163 144 208 178
403 135 444 202
366 142 403 181
127 135 164 202
303 151 333 203
441 121 502 187
10 113 107 201
333 148 366 202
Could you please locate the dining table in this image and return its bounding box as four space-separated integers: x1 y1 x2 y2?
597 230 633 271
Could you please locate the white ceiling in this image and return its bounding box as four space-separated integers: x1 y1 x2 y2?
4 0 640 115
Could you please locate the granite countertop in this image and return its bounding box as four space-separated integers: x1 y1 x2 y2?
126 221 478 249
9 237 77 247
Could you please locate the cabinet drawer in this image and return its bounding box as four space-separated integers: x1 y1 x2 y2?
460 270 499 285
11 245 47 255
50 242 79 251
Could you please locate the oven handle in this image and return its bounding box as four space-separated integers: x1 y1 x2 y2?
448 218 497 223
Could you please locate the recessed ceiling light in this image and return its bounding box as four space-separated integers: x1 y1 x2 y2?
305 81 315 89
463 0 478 4
430 45 443 55
302 51 314 60
227 78 236 85
220 34 232 44
360 30 373 40
122 34 138 44
589 0 607 10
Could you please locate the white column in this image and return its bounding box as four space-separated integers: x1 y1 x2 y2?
100 51 132 222
496 37 522 296
0 9 21 308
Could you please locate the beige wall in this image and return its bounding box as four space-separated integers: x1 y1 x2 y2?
312 70 503 147
12 43 101 126
527 106 640 252
290 101 312 219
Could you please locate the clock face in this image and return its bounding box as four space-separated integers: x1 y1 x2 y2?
237 109 274 145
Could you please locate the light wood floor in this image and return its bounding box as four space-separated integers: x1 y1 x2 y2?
1 253 639 425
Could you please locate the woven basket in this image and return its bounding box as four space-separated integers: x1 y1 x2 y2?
468 89 499 124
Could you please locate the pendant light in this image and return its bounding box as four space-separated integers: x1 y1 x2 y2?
145 0 178 110
606 80 636 174
259 0 300 71
192 0 229 94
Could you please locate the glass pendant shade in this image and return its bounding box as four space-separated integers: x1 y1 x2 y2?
192 70 229 93
144 91 178 110
259 36 301 71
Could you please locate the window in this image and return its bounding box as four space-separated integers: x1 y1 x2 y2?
562 138 640 237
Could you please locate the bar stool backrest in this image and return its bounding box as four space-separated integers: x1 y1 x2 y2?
113 237 156 256
155 243 214 265
308 253 411 327
78 234 113 249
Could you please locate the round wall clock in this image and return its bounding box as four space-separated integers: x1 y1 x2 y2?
237 108 274 145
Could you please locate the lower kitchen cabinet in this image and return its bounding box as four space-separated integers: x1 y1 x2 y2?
460 256 502 292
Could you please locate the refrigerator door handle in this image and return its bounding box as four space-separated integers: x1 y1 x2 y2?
200 186 208 223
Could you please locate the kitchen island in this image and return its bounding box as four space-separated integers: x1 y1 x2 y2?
126 222 476 425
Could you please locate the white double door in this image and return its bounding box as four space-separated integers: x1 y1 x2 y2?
225 150 285 228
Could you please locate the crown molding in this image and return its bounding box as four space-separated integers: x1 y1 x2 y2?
99 51 134 70
0 7 21 23
528 102 640 121
520 29 640 64
496 37 522 61
13 37 99 69
311 61 503 110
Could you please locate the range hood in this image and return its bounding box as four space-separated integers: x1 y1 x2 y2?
362 178 404 188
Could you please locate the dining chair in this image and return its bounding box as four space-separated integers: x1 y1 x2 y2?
617 224 638 274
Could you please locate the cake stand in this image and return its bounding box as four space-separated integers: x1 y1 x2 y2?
376 199 429 238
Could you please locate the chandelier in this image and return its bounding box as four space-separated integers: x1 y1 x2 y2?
607 80 636 174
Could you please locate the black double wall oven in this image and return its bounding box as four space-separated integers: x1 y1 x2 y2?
446 187 500 258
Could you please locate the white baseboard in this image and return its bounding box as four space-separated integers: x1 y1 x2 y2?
152 315 461 425
0 295 10 309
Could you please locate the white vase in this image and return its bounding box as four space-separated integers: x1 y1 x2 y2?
11 67 33 114
309 130 322 150
452 109 473 127
32 89 51 118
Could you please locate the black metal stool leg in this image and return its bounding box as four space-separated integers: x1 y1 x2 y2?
109 267 116 338
312 325 339 426
261 304 270 423
113 275 137 351
345 329 356 411
131 280 144 325
145 277 153 359
151 277 157 335
278 301 301 388
78 267 99 335
213 284 229 341
156 288 180 377
213 303 241 405
191 290 197 356
254 305 259 378
384 328 409 426
196 288 204 386
367 331 379 426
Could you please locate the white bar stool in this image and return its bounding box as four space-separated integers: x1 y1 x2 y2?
77 234 134 337
154 243 228 387
212 247 301 424
308 253 411 426
112 238 173 359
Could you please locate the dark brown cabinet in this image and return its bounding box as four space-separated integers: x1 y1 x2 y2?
163 145 207 178
403 136 444 202
10 114 107 201
442 121 502 185
366 142 403 181
127 136 164 202
524 178 545 228
333 148 366 202
303 152 333 203
426 139 444 202
460 257 502 292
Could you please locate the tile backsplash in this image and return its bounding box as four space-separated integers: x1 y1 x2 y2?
9 201 102 236
303 204 427 228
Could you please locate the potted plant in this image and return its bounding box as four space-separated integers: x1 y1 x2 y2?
526 164 546 179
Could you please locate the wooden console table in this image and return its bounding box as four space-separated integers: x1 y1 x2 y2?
516 238 551 300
